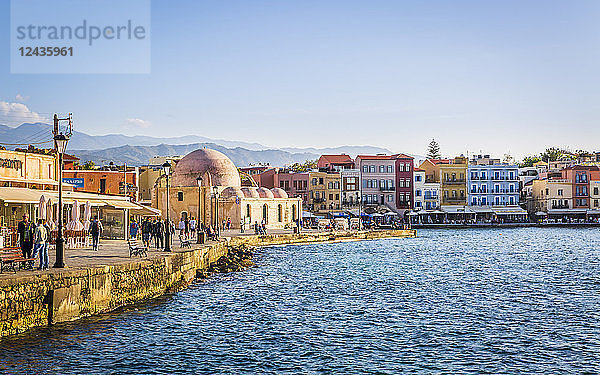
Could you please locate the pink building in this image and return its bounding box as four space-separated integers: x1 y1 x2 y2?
255 168 309 206
355 155 397 210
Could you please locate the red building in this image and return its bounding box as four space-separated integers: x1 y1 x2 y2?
394 154 414 212
63 166 140 201
561 165 600 209
317 154 355 171
254 168 309 205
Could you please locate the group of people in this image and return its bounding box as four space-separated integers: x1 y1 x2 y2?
17 214 50 270
130 218 173 249
253 219 268 235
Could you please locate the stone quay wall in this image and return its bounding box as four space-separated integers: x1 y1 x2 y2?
0 229 415 338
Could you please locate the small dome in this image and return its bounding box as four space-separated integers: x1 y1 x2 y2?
221 187 245 200
241 187 260 198
271 188 288 199
257 187 275 199
172 149 241 188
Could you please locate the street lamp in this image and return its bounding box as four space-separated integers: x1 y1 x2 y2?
196 176 203 243
53 133 69 268
213 186 219 237
162 162 171 252
358 195 363 231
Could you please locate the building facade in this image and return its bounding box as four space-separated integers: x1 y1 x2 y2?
356 155 396 211
413 168 440 211
63 168 139 201
467 164 520 207
307 171 341 214
395 154 414 213
341 169 360 210
439 156 468 206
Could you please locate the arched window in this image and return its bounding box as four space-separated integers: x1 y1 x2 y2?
177 191 184 201
246 204 251 219
262 204 268 223
278 204 282 222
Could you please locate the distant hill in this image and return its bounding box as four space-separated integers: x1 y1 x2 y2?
0 123 393 160
70 143 318 167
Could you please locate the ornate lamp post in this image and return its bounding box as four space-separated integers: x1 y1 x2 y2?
212 186 219 238
196 176 203 243
358 195 363 231
53 133 69 268
162 162 171 252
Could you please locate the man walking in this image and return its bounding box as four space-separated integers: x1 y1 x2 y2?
33 219 47 269
141 217 152 248
89 216 103 251
17 213 34 260
154 218 164 249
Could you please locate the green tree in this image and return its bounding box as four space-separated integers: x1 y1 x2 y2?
426 139 441 159
81 160 96 170
518 156 542 168
289 159 317 172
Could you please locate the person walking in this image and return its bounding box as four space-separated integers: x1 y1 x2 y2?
17 213 34 260
141 217 152 248
33 219 47 270
190 217 196 238
41 219 51 269
154 218 164 249
184 216 190 238
226 217 231 231
89 216 103 251
130 219 139 239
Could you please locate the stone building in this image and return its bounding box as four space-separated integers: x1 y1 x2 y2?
152 149 302 230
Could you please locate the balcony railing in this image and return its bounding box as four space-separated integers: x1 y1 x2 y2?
444 179 466 185
313 198 325 203
443 196 466 202
379 186 395 192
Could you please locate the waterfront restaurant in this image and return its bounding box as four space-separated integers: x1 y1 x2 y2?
0 149 158 246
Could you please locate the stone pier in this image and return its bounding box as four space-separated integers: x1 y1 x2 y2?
0 229 415 338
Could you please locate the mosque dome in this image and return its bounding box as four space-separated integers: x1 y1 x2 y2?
270 188 289 199
241 187 260 198
257 187 275 199
171 149 241 187
221 187 245 200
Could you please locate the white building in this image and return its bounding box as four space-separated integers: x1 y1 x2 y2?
413 168 440 211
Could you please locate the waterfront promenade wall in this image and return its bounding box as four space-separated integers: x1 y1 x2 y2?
0 229 415 338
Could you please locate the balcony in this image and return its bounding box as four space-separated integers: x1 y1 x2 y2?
551 204 570 209
443 196 466 203
443 179 466 185
313 197 325 203
379 186 395 192
424 194 438 200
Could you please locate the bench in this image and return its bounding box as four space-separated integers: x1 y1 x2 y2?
179 235 192 248
0 250 36 273
127 239 148 258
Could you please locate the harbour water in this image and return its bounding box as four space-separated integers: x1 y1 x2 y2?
1 228 600 374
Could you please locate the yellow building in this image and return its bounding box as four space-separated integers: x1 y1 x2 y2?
138 156 180 205
529 178 572 213
439 156 468 206
308 171 341 214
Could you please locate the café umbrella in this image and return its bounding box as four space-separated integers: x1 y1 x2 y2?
38 195 46 222
83 201 92 231
67 200 84 231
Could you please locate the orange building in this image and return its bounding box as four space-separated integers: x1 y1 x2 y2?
62 167 140 200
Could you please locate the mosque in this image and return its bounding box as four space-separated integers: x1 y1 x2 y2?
152 148 302 230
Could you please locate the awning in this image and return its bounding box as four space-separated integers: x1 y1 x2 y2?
130 205 161 216
469 206 494 213
103 200 140 210
587 210 600 215
441 206 475 214
0 188 44 204
492 206 528 215
548 209 588 215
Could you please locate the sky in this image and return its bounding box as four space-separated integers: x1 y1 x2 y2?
1 0 599 160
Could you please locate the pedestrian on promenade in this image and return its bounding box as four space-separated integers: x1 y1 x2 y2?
240 217 245 233
41 219 51 269
150 218 157 245
89 216 103 251
178 218 185 237
33 219 47 269
226 217 231 231
141 217 152 248
17 213 34 260
170 220 176 245
130 220 139 239
190 217 196 238
261 219 267 235
154 218 164 249
184 216 190 238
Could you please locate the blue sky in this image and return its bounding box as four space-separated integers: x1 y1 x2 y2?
1 0 599 159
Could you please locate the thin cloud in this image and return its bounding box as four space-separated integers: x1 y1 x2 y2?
125 118 152 129
15 94 29 102
0 101 47 126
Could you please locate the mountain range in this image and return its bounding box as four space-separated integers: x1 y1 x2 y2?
1 123 394 166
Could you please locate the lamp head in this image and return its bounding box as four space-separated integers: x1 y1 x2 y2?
162 162 171 175
196 176 203 188
54 133 69 154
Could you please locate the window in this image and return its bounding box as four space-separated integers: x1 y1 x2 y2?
398 164 404 172
319 178 324 185
558 189 563 196
329 194 333 200
328 182 333 189
334 182 340 189
416 189 422 197
278 204 282 222
335 194 339 200
312 178 317 186
246 204 251 219
262 204 268 222
387 194 393 202
595 187 599 196
415 175 422 182
370 166 375 173
363 165 368 173
177 192 184 201
379 165 385 173
387 165 393 173
595 200 599 207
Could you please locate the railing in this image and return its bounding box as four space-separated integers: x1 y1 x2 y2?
313 198 326 203
443 196 465 202
379 186 395 192
443 179 466 184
